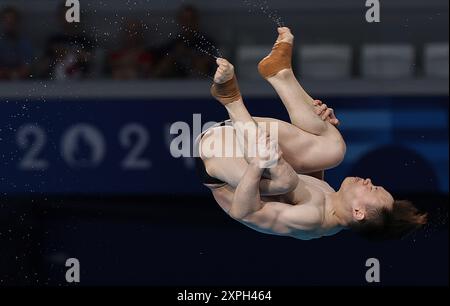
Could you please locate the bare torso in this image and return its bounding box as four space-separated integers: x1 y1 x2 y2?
209 174 344 240
198 116 346 240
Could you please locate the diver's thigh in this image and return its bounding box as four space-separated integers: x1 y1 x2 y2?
253 117 320 171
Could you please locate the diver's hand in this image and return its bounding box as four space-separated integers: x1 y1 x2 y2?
249 130 282 169
313 100 340 127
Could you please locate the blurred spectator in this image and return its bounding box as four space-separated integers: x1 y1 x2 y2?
36 3 95 80
154 5 216 79
108 20 154 80
0 6 33 80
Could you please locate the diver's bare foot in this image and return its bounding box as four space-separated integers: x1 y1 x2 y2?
275 27 294 45
211 58 242 106
214 58 235 84
258 27 294 80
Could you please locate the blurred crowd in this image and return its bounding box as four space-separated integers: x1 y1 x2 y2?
0 4 217 81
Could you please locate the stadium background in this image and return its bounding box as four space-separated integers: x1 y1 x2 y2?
0 0 448 286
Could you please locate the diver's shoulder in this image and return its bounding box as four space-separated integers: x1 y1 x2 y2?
298 174 335 192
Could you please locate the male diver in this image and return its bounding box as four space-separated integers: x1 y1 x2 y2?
196 27 427 240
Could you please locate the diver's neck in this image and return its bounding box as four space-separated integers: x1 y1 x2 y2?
324 191 352 228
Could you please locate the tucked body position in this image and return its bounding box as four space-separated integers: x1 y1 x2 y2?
196 27 427 241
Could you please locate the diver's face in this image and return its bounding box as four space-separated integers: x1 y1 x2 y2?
340 177 394 212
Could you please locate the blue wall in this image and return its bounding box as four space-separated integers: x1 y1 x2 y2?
0 96 448 195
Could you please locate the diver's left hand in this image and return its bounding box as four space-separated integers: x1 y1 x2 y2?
313 100 340 127
251 129 282 169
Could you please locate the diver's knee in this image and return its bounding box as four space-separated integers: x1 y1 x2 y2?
328 138 346 167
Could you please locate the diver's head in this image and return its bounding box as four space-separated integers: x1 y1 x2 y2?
339 177 427 240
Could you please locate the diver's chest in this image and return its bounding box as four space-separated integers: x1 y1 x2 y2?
300 175 335 193
290 179 331 206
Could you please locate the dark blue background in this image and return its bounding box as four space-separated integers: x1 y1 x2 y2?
0 96 448 195
1 96 448 286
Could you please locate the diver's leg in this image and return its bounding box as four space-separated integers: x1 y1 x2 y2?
210 57 345 173
259 27 339 135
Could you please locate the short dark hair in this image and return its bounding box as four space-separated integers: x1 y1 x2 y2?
350 200 428 241
1 6 20 20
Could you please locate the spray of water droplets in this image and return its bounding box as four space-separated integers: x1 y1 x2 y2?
242 0 285 27
155 16 222 60
180 24 223 59
149 15 224 80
